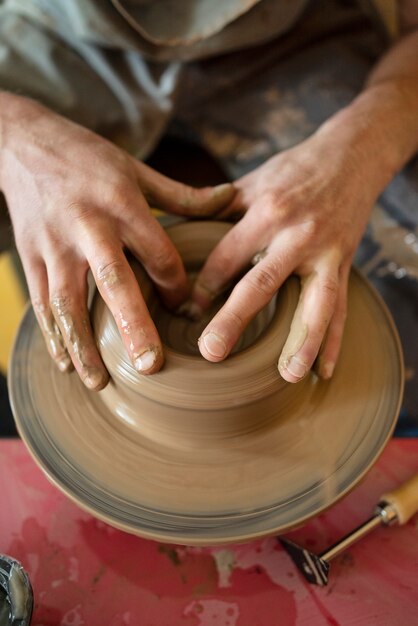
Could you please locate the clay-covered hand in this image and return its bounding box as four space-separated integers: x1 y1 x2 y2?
190 127 387 383
0 95 235 390
188 27 418 382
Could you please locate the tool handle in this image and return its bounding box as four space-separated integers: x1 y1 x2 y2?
381 474 418 525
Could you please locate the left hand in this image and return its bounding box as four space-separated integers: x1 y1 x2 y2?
188 128 383 382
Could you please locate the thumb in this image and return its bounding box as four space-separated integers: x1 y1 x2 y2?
133 159 236 217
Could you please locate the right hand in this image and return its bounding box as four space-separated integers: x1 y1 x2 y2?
0 95 235 390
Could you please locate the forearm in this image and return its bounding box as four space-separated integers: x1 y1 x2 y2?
363 28 418 164
316 30 418 196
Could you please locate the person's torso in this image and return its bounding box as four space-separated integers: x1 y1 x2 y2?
1 0 398 61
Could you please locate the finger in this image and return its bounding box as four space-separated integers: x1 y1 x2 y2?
47 258 109 391
123 210 189 309
132 159 236 217
315 264 349 380
83 234 164 375
198 250 294 362
278 264 340 383
187 211 271 317
215 187 247 220
21 255 72 372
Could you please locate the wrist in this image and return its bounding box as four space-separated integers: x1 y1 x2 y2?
316 79 418 195
0 93 44 186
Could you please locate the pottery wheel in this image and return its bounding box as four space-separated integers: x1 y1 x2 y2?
9 222 403 545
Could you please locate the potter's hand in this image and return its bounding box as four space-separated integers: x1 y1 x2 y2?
190 126 393 382
0 94 235 389
190 23 418 381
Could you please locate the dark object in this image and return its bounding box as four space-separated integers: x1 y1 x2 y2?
147 136 229 188
0 375 18 438
0 555 33 625
281 473 418 585
281 509 392 586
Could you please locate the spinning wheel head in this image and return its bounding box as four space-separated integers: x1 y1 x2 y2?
9 222 403 545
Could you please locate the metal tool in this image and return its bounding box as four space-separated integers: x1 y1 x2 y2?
281 473 418 586
0 555 33 626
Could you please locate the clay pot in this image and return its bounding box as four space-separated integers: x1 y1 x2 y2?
94 221 300 447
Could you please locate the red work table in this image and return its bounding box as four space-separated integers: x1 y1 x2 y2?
1 438 418 626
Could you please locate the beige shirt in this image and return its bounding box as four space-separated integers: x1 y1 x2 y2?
109 0 310 59
0 0 409 163
2 0 310 61
2 0 403 62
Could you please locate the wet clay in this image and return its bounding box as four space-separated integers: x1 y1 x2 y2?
9 221 404 545
50 296 108 391
32 300 71 372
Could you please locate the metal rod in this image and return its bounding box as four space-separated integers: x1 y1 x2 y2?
320 514 382 562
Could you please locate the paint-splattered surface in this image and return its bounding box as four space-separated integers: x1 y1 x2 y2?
1 439 417 625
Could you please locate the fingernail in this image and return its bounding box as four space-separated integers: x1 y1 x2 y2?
201 332 227 358
192 281 217 311
84 368 109 391
176 300 203 321
318 359 335 380
135 349 157 372
280 355 308 380
57 355 72 373
213 183 234 197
